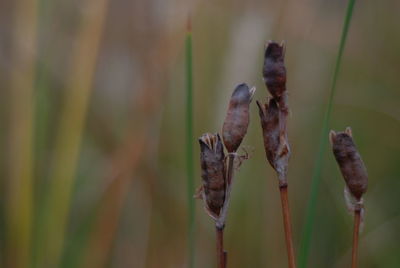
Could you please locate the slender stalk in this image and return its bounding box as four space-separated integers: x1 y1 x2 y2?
216 226 226 268
185 16 196 268
279 184 296 268
226 153 235 185
298 1 356 266
351 209 361 268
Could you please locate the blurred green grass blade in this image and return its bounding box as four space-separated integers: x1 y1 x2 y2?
186 18 196 268
37 0 109 266
32 61 52 268
298 0 357 267
31 1 57 266
6 0 38 267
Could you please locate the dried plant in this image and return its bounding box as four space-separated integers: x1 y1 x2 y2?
198 133 226 220
257 41 296 268
263 42 286 100
222 83 255 154
330 127 368 268
257 98 289 184
196 83 255 268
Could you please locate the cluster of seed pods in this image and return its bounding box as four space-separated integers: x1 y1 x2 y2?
195 41 369 268
197 84 255 227
257 41 290 185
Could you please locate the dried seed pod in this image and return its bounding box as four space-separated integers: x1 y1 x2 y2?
263 41 286 101
257 98 290 182
330 127 368 200
257 98 280 168
199 133 226 219
222 83 255 153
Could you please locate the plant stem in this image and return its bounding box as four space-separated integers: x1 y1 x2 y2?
226 153 235 185
216 226 226 268
279 184 296 268
351 209 361 268
216 153 235 229
185 17 196 268
215 153 235 267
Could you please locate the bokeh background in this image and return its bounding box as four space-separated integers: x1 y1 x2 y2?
1 0 400 267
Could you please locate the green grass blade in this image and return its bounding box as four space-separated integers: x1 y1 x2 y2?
36 1 109 266
298 0 357 267
186 18 196 268
6 0 38 267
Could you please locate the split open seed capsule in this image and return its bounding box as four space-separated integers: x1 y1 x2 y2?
199 133 226 219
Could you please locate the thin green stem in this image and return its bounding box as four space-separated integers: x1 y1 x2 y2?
186 19 196 268
298 0 356 267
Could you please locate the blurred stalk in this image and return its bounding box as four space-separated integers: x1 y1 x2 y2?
31 0 58 266
6 0 38 267
186 17 196 268
297 0 356 267
271 0 289 37
34 0 55 176
37 0 109 266
81 133 146 268
81 6 174 265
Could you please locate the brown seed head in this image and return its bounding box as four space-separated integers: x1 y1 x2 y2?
257 98 290 181
257 99 279 167
330 127 368 200
222 83 255 153
263 41 286 100
199 133 226 219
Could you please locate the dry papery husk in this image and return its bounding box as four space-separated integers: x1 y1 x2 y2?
197 133 226 220
344 186 365 232
257 98 290 185
197 133 249 228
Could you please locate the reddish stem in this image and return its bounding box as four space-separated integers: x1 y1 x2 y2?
216 226 226 268
351 209 361 268
279 184 296 268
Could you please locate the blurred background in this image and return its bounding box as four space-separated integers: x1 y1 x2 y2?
1 0 400 267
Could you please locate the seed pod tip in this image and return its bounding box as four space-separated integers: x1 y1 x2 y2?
329 130 337 145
